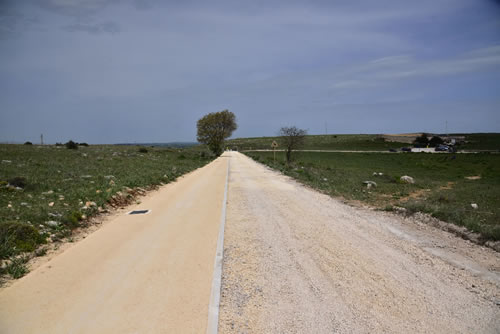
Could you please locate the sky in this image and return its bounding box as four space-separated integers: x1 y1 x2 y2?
0 0 499 144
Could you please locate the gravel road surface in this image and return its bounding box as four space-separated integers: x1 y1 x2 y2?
219 152 500 333
0 156 229 333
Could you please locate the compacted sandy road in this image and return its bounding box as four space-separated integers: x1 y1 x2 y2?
0 155 229 333
219 152 500 333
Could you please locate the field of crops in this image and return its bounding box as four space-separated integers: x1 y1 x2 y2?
245 150 500 242
0 144 213 280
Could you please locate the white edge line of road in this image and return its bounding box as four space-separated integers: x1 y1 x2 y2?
206 156 230 334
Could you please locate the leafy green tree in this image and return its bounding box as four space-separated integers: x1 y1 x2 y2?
279 126 307 163
429 136 444 147
413 133 429 147
197 110 237 156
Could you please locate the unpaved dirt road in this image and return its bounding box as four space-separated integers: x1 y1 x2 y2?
0 156 229 334
219 152 500 333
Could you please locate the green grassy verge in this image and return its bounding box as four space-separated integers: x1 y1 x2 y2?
245 151 500 241
0 144 213 280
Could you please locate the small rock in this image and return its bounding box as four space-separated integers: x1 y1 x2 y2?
81 175 92 178
363 181 377 187
48 202 55 207
20 202 28 206
2 160 12 163
96 190 101 194
323 178 328 181
104 175 115 179
393 206 407 213
400 175 415 184
46 220 59 227
42 190 54 195
7 204 12 208
471 203 478 209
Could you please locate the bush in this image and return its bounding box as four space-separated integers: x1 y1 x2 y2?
414 133 429 147
65 140 78 150
62 211 82 228
429 136 444 147
8 176 27 188
79 142 89 147
55 142 63 146
24 141 33 145
0 221 45 259
138 147 148 153
5 256 29 279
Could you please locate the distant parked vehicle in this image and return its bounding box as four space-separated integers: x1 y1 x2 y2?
401 147 412 152
435 145 449 152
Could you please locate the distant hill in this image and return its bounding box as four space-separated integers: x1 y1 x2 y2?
116 142 199 148
227 133 500 151
226 134 408 151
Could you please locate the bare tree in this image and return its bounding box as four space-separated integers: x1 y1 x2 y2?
279 126 307 163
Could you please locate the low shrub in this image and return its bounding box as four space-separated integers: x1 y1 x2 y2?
24 141 33 145
62 211 83 228
5 256 29 279
138 147 148 153
0 221 45 259
8 177 27 188
65 140 78 150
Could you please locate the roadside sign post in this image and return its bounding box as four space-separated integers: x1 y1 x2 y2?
271 141 278 162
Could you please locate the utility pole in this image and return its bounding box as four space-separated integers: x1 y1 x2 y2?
40 134 44 145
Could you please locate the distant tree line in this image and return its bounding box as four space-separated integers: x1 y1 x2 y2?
413 133 444 147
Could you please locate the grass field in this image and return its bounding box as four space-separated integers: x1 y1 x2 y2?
227 133 500 152
0 144 213 280
245 150 500 242
227 134 408 151
457 133 500 151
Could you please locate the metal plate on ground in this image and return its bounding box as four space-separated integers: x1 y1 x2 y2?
127 210 151 215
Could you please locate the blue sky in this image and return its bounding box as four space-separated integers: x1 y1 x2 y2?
1 0 499 143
